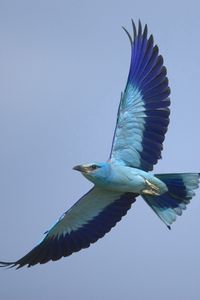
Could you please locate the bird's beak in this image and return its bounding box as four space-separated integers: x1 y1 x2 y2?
73 165 89 173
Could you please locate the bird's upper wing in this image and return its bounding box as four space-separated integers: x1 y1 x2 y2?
110 21 170 171
0 188 136 269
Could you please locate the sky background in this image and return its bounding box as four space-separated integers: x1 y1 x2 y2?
0 0 200 299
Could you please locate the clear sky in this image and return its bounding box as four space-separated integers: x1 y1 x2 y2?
0 0 200 299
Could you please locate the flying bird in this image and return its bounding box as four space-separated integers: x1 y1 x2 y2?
1 20 199 269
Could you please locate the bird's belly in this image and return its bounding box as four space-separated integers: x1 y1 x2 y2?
93 169 168 195
103 175 146 193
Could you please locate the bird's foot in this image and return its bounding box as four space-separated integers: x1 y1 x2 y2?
142 179 160 196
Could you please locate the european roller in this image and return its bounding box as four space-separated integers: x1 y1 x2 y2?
1 20 199 269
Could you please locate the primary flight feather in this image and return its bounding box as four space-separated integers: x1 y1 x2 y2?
1 20 199 269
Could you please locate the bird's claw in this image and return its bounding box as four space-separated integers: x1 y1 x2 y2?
142 179 160 196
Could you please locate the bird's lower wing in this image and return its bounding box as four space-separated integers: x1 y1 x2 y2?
0 188 137 269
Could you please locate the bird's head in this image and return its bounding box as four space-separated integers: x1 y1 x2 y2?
73 162 111 186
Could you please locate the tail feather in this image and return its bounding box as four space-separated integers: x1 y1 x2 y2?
142 173 200 228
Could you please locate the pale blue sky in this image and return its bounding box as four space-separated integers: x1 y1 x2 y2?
0 0 200 299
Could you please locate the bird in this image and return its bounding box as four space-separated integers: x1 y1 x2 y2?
0 20 199 269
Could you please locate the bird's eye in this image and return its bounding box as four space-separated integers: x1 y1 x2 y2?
90 164 100 171
91 164 97 170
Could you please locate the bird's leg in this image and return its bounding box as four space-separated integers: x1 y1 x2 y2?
142 179 161 196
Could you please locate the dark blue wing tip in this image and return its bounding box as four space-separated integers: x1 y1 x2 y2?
122 26 133 45
0 261 17 269
122 19 148 46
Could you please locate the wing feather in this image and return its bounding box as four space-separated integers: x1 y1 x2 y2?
0 188 136 269
110 21 170 171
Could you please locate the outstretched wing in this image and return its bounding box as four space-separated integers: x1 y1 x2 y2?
110 20 170 171
0 188 136 269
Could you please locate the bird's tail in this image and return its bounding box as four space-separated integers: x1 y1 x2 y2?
141 173 200 229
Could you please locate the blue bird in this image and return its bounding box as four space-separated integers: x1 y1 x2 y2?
1 20 199 269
